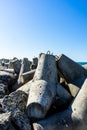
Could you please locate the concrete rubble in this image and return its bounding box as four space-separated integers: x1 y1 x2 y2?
0 53 87 130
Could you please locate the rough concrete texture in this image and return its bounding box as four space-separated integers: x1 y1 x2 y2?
17 80 32 95
9 58 21 74
57 54 85 83
33 53 58 84
56 54 86 97
27 53 58 119
1 90 28 113
0 53 87 130
33 79 87 130
20 69 35 84
0 70 17 86
27 80 56 119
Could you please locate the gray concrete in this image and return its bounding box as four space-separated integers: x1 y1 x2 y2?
12 58 31 91
57 83 72 102
0 112 13 130
57 54 85 83
67 75 86 97
33 79 87 130
27 53 58 119
8 58 21 74
33 53 58 84
27 80 56 119
20 69 35 84
56 54 86 97
0 70 17 86
0 83 8 98
30 57 38 70
1 90 28 113
18 58 31 84
11 109 31 130
17 80 32 95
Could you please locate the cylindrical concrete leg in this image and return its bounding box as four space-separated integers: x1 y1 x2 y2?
67 75 86 97
71 78 87 122
57 83 72 101
21 69 35 84
12 58 31 91
8 59 21 74
17 80 32 95
33 53 58 84
18 58 31 83
27 53 58 119
30 57 38 70
56 54 85 83
47 83 72 116
33 78 87 130
2 69 15 74
56 54 86 97
27 80 56 119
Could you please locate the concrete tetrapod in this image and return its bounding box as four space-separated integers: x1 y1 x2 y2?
27 80 56 119
20 69 35 84
27 53 58 119
33 78 87 130
8 58 21 74
56 54 85 83
33 53 58 83
46 83 72 116
56 54 86 97
30 57 38 70
56 83 72 102
17 80 32 95
18 58 31 84
12 58 31 91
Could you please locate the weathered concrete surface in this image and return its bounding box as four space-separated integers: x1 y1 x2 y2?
46 83 72 116
0 70 17 86
0 84 8 98
9 58 21 74
0 54 87 130
0 112 15 130
56 54 85 83
1 90 28 113
12 69 34 91
0 68 15 74
17 80 32 95
20 69 35 84
67 75 86 97
30 57 38 70
53 83 72 112
33 53 58 84
27 80 56 119
11 81 23 91
18 58 31 81
0 90 31 129
27 53 58 119
0 110 31 130
33 79 87 130
0 98 4 114
56 54 86 97
57 83 72 102
11 109 31 130
12 58 31 91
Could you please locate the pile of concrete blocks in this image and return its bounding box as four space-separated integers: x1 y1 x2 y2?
0 53 87 130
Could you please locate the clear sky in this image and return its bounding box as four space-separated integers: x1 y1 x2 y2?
0 0 87 61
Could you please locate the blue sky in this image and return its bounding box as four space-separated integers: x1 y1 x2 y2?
0 0 87 61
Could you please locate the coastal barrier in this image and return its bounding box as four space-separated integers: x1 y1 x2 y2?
0 53 87 130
